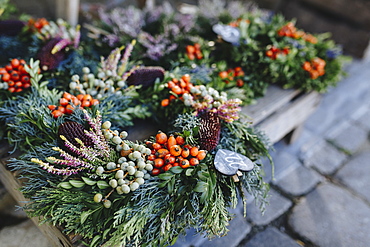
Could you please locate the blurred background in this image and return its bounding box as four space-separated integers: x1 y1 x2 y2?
3 0 370 58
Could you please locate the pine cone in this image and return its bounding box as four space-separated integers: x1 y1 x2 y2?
126 66 165 88
58 121 94 148
198 111 221 151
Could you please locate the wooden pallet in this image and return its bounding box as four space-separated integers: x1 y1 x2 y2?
0 85 321 246
242 85 321 144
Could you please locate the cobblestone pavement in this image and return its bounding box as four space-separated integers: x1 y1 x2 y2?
1 58 370 246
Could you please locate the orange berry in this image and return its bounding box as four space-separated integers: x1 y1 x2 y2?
181 147 190 158
194 43 201 51
175 135 185 146
156 148 169 158
171 85 182 95
76 94 84 101
65 104 74 114
14 81 22 88
90 99 99 106
189 157 199 166
48 105 57 111
57 106 66 113
82 94 92 101
181 74 191 84
156 131 168 144
196 150 207 161
1 73 10 82
22 82 31 89
51 109 63 118
151 168 161 176
11 72 20 81
154 158 165 168
167 135 177 149
81 100 91 108
152 143 162 150
63 92 73 100
147 154 156 161
187 53 195 60
163 164 173 171
190 146 199 157
186 45 195 54
8 87 15 93
165 155 175 164
236 79 244 87
59 98 69 106
10 58 20 69
302 61 312 72
179 79 187 88
169 145 182 157
180 159 190 169
161 98 170 107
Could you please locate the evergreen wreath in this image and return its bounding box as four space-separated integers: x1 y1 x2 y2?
0 0 351 246
1 53 271 247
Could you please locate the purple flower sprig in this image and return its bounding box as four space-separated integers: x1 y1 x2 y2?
31 158 85 176
31 110 117 177
185 85 242 123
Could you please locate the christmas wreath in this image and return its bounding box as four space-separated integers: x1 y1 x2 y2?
0 0 350 246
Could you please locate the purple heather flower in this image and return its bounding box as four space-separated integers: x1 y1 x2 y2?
101 47 122 77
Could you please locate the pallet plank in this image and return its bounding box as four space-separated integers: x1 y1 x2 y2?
241 85 301 125
0 158 74 247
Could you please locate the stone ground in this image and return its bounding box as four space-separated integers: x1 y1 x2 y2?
1 57 370 246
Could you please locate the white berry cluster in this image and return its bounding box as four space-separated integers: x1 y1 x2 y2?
93 120 153 208
183 85 228 109
69 67 126 100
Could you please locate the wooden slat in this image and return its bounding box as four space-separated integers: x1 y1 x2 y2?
255 91 321 144
241 85 301 125
0 157 74 247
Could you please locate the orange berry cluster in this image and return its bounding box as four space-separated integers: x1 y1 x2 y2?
48 92 99 118
277 22 317 44
27 18 49 32
265 46 290 60
218 67 245 87
0 58 33 93
147 131 207 176
302 57 326 79
185 43 203 60
229 18 250 28
161 74 194 107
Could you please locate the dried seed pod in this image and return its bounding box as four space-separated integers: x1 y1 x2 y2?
126 66 165 88
198 111 221 151
37 37 66 71
58 121 94 147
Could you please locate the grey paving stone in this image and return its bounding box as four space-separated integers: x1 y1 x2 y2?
302 140 347 175
198 212 251 247
335 151 370 203
247 189 292 226
351 105 370 132
0 219 51 247
273 164 323 197
326 120 368 154
269 152 302 183
289 182 370 247
173 208 251 247
244 227 301 247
